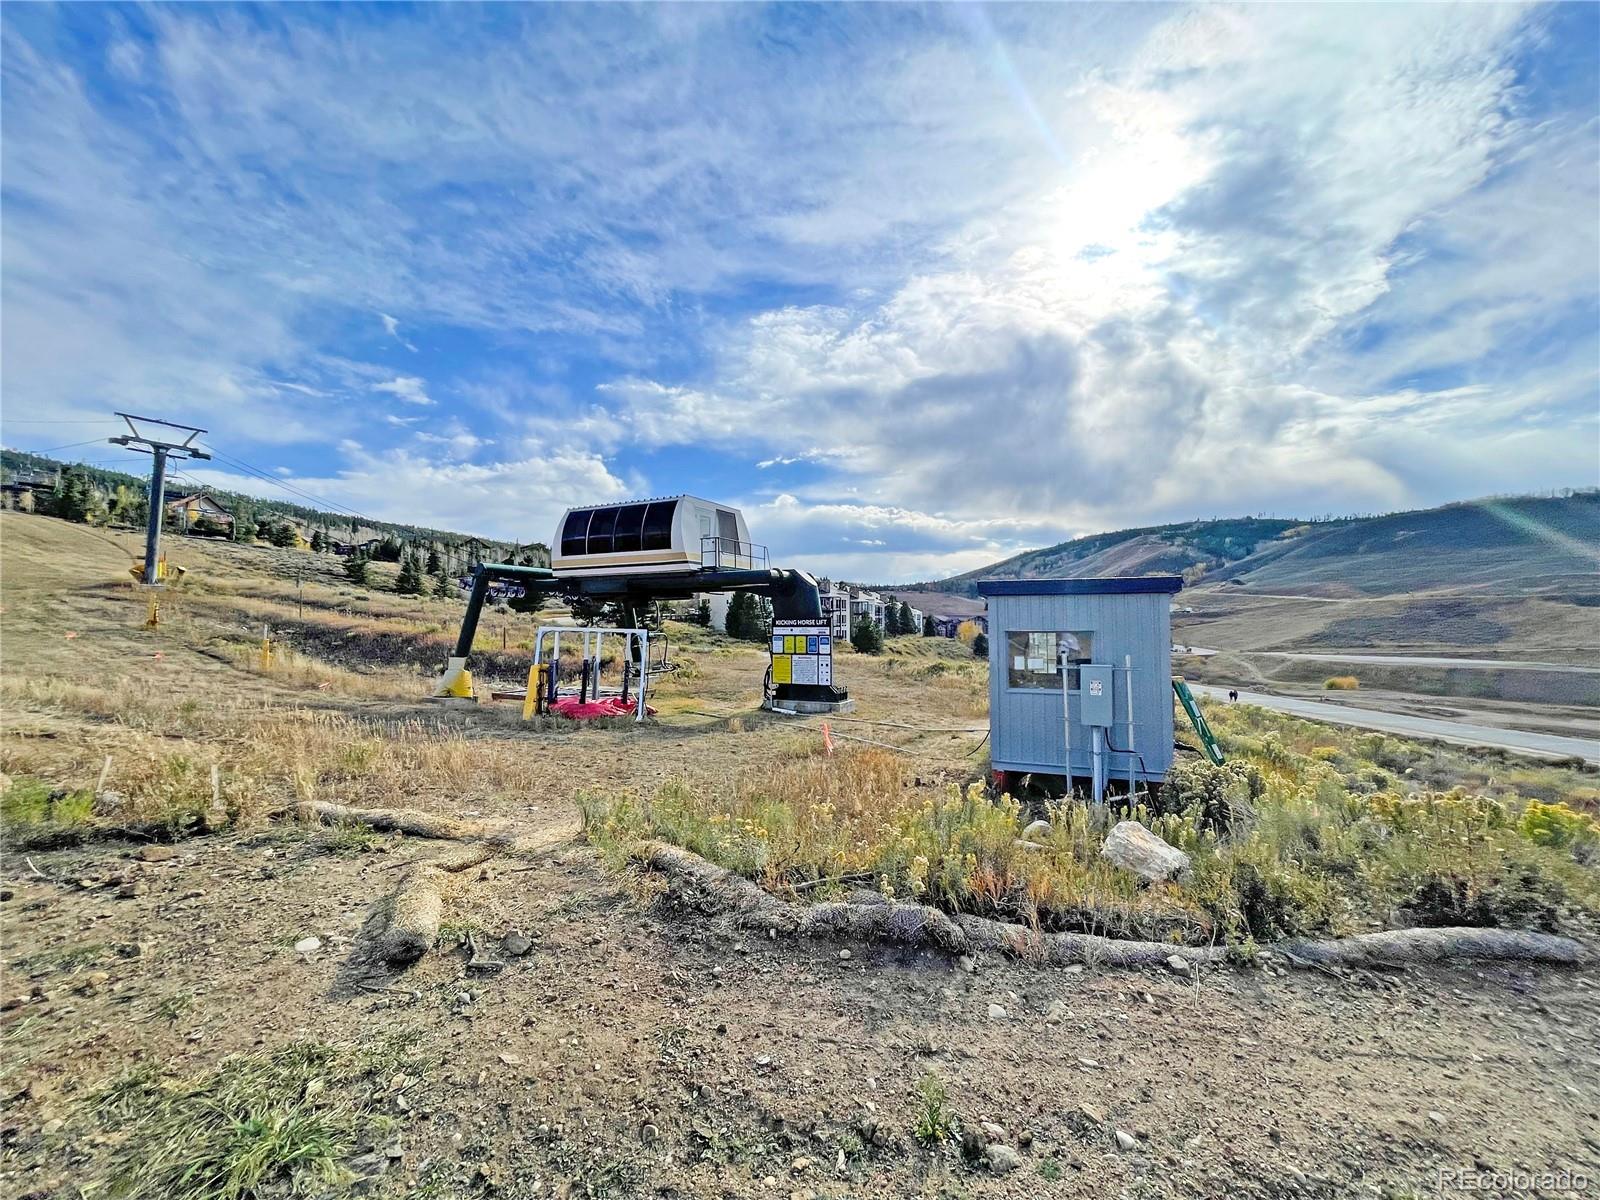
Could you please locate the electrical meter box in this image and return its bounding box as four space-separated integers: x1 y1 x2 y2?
1078 664 1115 728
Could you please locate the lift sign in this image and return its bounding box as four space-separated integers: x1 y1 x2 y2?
770 619 832 687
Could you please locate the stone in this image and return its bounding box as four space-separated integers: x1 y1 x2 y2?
294 936 322 954
980 1121 1008 1143
41 1118 64 1137
1077 1103 1108 1126
1064 963 1085 975
1427 1111 1447 1127
1115 1129 1137 1152
137 846 178 863
987 1003 1008 1020
838 949 851 961
1101 821 1191 883
501 932 533 956
115 880 147 900
957 956 976 974
985 1144 1024 1173
1166 955 1191 974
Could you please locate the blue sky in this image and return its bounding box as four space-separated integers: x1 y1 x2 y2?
3 2 1596 581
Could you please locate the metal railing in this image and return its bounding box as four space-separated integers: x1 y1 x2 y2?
700 536 768 570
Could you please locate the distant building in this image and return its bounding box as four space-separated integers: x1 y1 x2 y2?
1 471 55 512
165 491 234 535
816 578 852 640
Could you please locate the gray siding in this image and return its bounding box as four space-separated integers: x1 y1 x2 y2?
986 592 1174 783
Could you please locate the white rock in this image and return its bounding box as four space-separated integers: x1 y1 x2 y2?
838 949 851 961
1100 821 1191 884
1115 1129 1138 1152
986 1002 1008 1021
1166 954 1191 974
294 936 322 954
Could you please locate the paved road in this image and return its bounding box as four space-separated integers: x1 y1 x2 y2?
1263 652 1600 674
1189 684 1600 765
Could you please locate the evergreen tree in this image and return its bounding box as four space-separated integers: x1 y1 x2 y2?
923 612 936 637
425 547 442 575
344 552 371 586
725 591 751 639
433 570 458 599
309 528 326 553
898 600 915 634
396 553 425 595
567 593 621 626
851 616 883 655
46 468 97 523
749 595 773 642
972 632 989 659
883 599 901 636
373 536 403 563
695 598 712 627
268 522 298 548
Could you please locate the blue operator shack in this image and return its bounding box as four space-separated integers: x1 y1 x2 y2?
975 576 1184 799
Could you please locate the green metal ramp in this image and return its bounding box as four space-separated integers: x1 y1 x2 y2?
1172 678 1226 765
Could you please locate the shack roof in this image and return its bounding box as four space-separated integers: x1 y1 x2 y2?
975 576 1183 597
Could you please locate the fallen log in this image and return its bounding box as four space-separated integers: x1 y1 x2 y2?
628 840 1592 970
379 865 445 965
295 800 576 856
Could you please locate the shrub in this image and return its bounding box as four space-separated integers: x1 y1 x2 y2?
1157 758 1264 833
851 617 883 655
1324 676 1359 690
1519 800 1600 858
343 553 370 586
971 632 988 658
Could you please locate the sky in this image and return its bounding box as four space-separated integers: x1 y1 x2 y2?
2 2 1597 582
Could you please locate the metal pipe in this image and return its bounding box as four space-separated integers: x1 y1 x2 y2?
143 447 168 585
452 563 558 657
1060 643 1073 797
1125 653 1136 797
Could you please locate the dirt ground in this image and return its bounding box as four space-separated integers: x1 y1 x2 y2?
3 513 1599 1200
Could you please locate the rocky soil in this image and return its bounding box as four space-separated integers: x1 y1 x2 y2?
4 824 1599 1200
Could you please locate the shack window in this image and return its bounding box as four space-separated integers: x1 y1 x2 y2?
1006 631 1094 690
641 501 675 551
560 510 592 557
586 507 619 555
612 504 647 553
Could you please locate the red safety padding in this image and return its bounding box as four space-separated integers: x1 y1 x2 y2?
548 696 655 720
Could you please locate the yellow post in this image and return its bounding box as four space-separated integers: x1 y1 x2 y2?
523 662 548 720
258 624 273 670
145 596 160 629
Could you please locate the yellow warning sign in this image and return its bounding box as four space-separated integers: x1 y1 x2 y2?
772 655 792 684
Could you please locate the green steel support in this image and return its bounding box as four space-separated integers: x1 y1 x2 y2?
1172 678 1226 765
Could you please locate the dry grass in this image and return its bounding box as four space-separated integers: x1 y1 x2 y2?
583 712 1600 945
1323 675 1360 690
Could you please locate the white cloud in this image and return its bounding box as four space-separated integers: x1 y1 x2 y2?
372 376 435 406
379 312 417 352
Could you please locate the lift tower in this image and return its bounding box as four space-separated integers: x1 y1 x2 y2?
109 413 211 585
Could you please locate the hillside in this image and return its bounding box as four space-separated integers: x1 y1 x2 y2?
932 492 1599 599
1 447 547 570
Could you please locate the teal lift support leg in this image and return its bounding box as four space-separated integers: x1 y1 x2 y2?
1172 678 1226 765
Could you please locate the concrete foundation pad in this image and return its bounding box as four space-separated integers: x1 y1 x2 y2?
764 698 857 715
